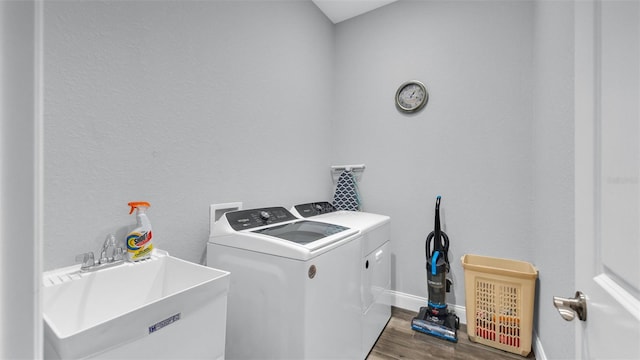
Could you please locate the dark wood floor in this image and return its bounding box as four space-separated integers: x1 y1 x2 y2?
367 307 536 360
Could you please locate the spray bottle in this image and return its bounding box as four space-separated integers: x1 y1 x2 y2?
126 201 153 261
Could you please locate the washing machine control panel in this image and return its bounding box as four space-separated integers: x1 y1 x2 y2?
293 202 336 218
226 207 297 231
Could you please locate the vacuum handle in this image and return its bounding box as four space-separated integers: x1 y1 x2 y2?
426 230 450 261
434 196 441 239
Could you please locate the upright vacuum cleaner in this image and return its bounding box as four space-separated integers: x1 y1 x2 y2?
411 195 460 342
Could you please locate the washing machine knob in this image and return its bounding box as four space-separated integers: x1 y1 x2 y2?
260 211 270 221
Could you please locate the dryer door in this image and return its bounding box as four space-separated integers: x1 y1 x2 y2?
362 241 391 355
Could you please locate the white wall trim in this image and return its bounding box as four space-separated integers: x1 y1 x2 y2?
387 290 547 359
532 330 548 360
34 0 44 357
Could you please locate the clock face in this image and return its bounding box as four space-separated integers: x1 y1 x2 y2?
396 81 428 113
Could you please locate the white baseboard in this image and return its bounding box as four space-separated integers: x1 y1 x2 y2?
386 290 546 358
532 330 547 360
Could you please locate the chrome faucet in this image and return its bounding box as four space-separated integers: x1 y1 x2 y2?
75 251 96 271
75 234 125 272
99 234 124 263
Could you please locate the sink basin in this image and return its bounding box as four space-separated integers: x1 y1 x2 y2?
43 249 230 359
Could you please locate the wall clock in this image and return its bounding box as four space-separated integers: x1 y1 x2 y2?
395 80 428 113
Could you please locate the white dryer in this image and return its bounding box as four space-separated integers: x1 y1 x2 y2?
291 202 391 358
207 206 363 360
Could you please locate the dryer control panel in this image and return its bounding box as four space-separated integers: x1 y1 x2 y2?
293 202 336 218
226 207 297 231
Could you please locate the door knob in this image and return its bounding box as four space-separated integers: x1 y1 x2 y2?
553 291 587 321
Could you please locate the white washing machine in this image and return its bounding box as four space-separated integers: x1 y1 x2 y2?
291 202 391 358
207 206 363 360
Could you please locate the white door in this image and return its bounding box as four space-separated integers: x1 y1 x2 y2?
572 0 640 358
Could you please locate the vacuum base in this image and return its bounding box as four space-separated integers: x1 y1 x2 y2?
411 306 460 343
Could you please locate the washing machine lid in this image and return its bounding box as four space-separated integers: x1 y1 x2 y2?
252 220 349 245
210 207 360 260
291 202 391 257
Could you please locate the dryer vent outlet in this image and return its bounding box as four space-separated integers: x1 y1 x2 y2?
210 202 243 232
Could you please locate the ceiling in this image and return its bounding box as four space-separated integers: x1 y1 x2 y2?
312 0 399 24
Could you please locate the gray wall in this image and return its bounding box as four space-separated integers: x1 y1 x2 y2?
531 1 575 358
1 1 41 358
42 0 576 358
333 0 535 308
43 0 335 269
333 1 575 358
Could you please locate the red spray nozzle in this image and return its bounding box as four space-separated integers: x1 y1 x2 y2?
128 201 151 214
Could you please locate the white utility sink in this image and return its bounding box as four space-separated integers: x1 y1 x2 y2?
43 249 230 359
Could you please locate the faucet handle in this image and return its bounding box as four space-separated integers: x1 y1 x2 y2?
103 233 117 248
75 252 95 270
113 247 125 261
100 234 118 263
99 250 109 265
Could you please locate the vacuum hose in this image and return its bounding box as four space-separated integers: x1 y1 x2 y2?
426 196 450 271
425 231 450 271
